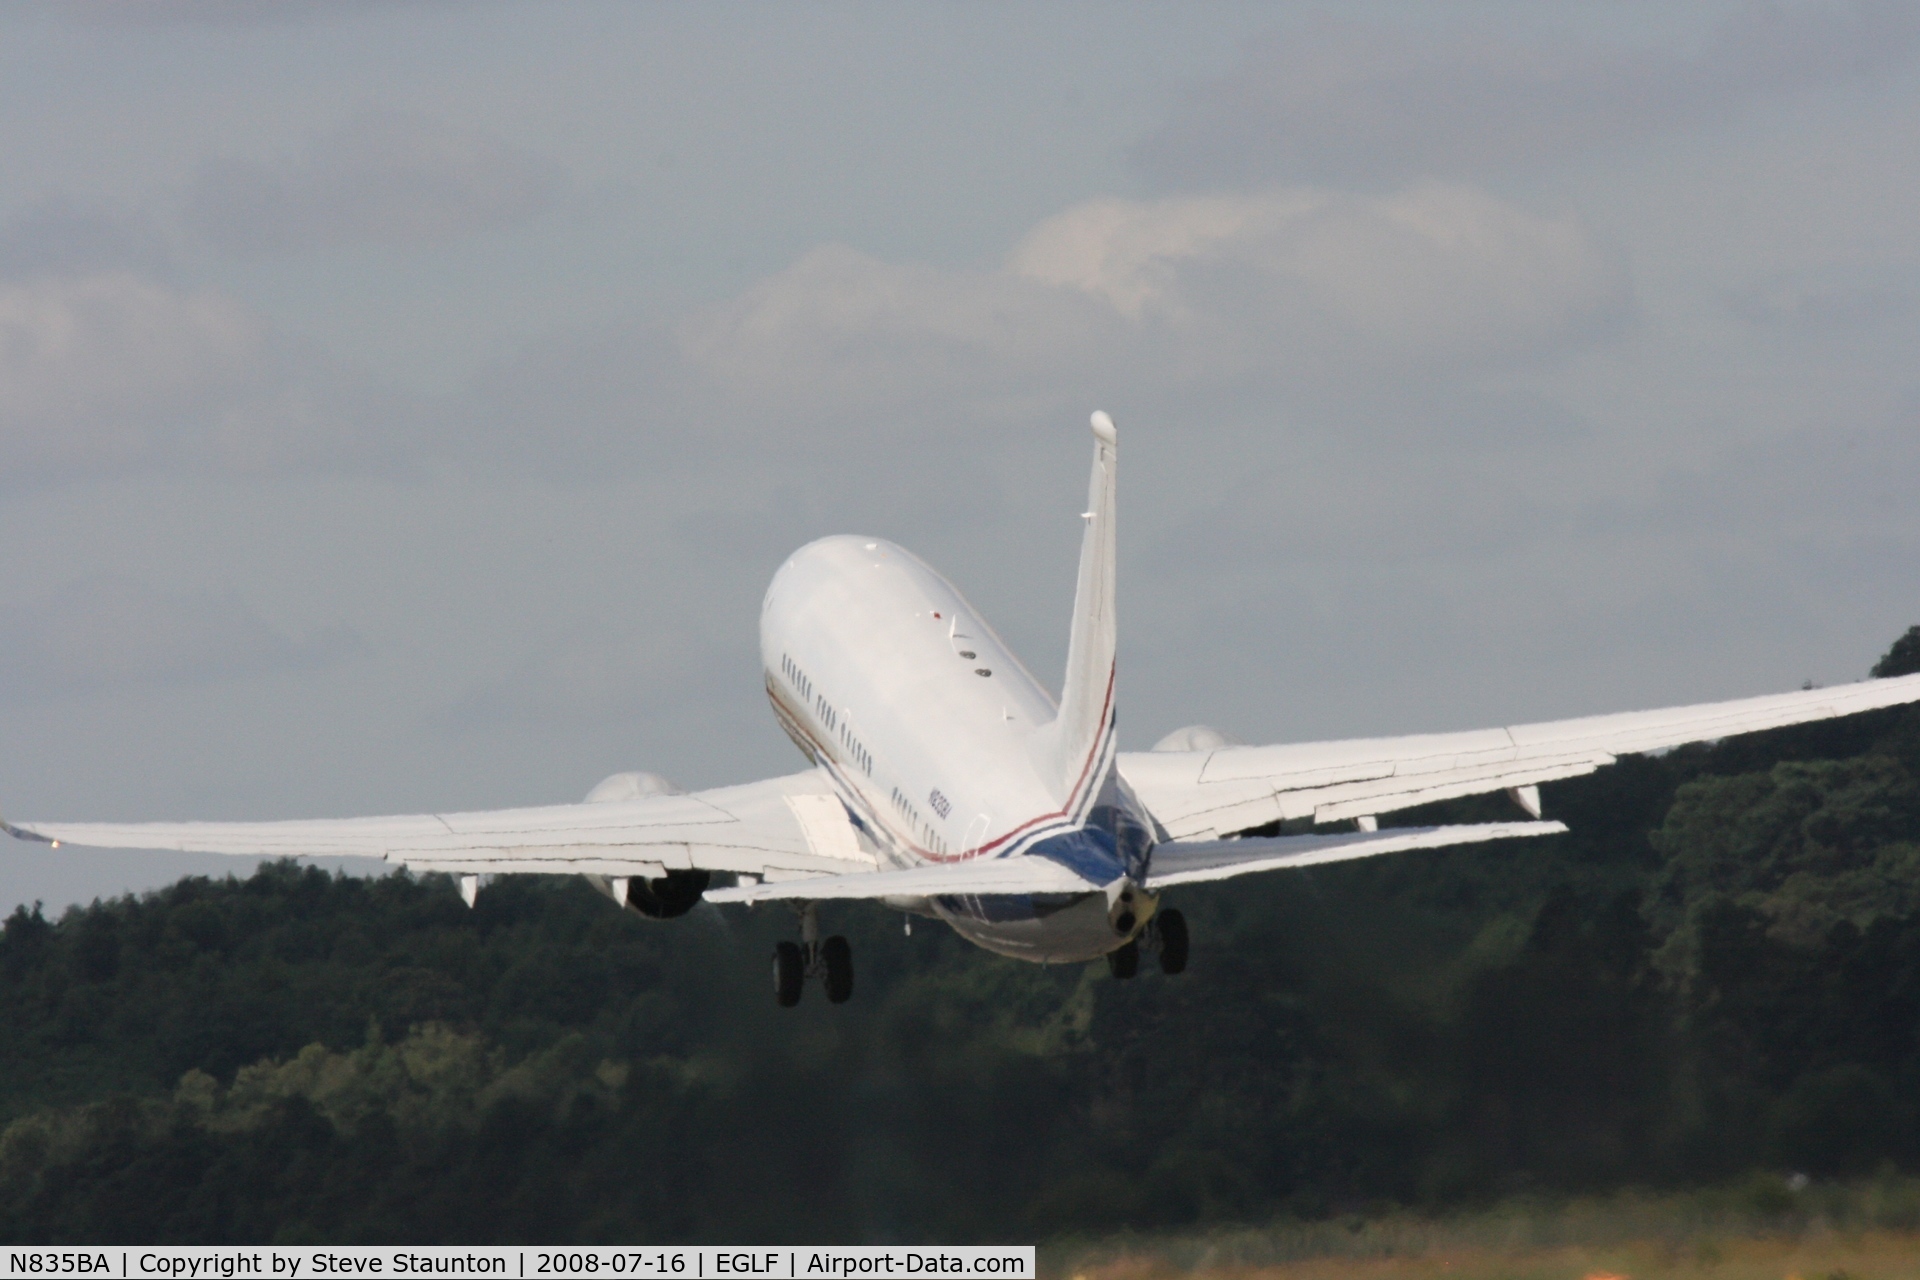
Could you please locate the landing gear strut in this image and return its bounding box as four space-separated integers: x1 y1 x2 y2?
1107 908 1190 979
773 940 804 1006
771 903 854 1006
1155 908 1189 975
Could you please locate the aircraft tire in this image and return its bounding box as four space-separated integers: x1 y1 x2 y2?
822 935 854 1004
773 941 804 1007
1107 939 1139 979
1158 908 1189 975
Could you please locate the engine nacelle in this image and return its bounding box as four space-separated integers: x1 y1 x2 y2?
585 868 712 919
581 776 707 917
624 869 711 919
584 771 687 802
1151 725 1241 752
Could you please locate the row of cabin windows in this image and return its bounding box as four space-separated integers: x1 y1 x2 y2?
784 653 872 777
888 788 947 854
780 653 813 703
839 721 873 776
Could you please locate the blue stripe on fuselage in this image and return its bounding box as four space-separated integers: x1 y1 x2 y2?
934 892 1090 924
1029 825 1127 885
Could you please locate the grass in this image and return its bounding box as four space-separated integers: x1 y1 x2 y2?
1045 1175 1920 1280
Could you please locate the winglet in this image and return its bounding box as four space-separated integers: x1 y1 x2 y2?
1039 412 1119 806
1 813 56 846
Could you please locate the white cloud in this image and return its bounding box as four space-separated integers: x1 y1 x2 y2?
0 575 357 705
680 184 1628 406
185 111 563 255
0 272 261 476
678 243 1118 407
0 269 416 485
1013 184 1627 361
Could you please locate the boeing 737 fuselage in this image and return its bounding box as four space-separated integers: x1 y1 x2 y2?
762 532 1154 965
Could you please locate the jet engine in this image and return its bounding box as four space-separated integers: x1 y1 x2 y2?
584 771 687 801
623 869 711 919
1151 725 1241 752
582 772 707 917
584 868 712 919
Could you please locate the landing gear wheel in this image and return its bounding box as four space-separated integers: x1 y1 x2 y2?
1107 939 1139 979
822 935 854 1004
773 941 804 1007
1157 908 1189 975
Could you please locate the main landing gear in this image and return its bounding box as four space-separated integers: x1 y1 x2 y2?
773 903 853 1007
1106 907 1189 979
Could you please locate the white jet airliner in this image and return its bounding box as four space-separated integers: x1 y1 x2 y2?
11 412 1920 1006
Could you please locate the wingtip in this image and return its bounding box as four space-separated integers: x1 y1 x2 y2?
1090 410 1117 444
1 817 56 846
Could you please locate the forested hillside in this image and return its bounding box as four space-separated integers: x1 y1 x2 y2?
4 634 1920 1244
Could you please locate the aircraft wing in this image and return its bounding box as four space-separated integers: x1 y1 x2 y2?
1120 671 1920 840
705 820 1563 901
3 769 879 881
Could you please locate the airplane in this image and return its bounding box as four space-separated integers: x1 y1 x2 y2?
10 411 1920 1007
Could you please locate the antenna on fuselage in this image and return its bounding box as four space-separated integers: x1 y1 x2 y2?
1039 411 1119 807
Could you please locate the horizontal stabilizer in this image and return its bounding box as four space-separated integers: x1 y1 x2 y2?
1146 821 1565 888
707 854 1101 903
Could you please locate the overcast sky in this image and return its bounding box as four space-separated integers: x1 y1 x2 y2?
4 1 1919 912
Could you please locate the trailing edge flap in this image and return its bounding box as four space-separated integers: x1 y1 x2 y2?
1145 821 1567 889
706 854 1101 903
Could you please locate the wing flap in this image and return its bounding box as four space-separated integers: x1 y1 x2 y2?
1146 820 1566 888
1306 754 1610 823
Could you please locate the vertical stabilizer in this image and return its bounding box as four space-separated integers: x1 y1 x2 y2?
1041 411 1119 807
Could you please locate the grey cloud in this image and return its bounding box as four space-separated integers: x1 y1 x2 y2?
0 575 358 705
1725 274 1916 329
1114 393 1920 748
0 201 175 279
440 628 725 734
1635 401 1920 546
65 1 445 27
1134 2 1920 188
185 111 563 255
445 317 713 478
0 268 422 488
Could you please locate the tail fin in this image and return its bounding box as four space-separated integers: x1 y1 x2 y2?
1040 411 1119 806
